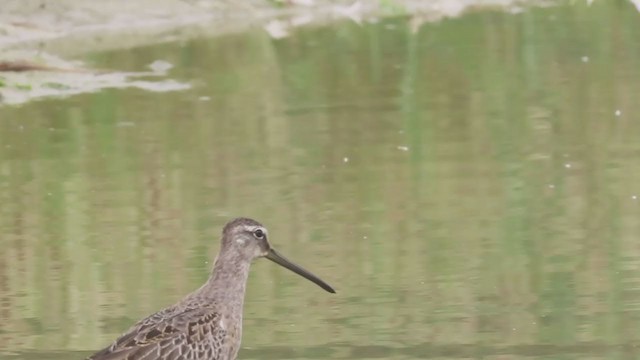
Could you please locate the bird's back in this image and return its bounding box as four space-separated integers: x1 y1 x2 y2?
88 297 239 360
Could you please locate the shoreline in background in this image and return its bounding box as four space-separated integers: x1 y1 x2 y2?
0 0 554 106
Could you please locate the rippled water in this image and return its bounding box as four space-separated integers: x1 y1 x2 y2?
2 1 640 359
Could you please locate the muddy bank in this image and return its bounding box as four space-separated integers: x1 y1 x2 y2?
0 0 552 106
0 0 554 55
0 0 270 56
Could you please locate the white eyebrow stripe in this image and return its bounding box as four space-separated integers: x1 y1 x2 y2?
247 225 268 234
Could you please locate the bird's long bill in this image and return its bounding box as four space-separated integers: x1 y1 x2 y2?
266 248 336 293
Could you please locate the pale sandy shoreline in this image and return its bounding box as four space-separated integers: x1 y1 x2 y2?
0 0 555 55
0 0 553 106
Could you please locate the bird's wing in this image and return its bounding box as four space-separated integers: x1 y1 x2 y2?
88 306 228 360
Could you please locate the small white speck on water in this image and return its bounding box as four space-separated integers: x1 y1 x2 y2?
564 163 571 169
509 6 524 14
149 60 174 72
49 127 55 131
363 235 368 240
548 184 555 189
581 56 589 63
265 20 290 39
397 145 409 151
199 96 211 101
47 192 52 196
615 109 622 116
19 125 24 131
632 195 638 200
343 157 349 163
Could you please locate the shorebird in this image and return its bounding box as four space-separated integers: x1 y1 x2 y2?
87 217 335 360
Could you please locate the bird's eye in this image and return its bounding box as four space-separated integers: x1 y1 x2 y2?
253 229 265 239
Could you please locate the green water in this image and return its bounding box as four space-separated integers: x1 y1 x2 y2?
2 2 640 359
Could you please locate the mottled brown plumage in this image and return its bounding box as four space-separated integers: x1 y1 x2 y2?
88 217 335 360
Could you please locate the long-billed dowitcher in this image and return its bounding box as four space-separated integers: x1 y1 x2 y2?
87 217 334 360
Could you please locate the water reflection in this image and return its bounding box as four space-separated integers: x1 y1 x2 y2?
2 1 640 359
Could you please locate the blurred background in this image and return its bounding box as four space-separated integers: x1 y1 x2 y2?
2 0 640 359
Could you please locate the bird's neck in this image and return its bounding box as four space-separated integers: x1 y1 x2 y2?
198 248 252 313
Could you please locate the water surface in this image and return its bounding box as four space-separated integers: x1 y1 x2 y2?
2 1 640 359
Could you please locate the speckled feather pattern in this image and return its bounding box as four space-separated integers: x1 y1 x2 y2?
87 300 241 360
